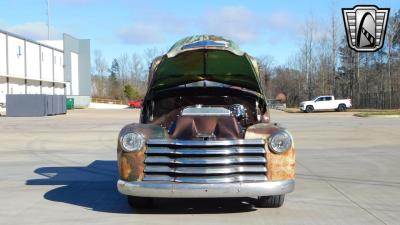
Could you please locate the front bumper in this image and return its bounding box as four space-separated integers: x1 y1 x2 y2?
117 179 295 198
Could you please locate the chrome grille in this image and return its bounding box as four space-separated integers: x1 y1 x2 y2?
144 139 267 183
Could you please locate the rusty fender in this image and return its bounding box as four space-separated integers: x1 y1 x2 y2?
117 123 168 182
245 123 296 181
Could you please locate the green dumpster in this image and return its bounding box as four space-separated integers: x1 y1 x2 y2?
67 98 74 110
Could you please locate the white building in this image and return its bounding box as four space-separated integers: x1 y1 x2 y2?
0 29 91 107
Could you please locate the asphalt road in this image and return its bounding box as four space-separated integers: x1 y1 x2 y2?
0 109 399 225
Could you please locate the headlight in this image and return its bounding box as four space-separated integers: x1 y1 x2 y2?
268 131 293 154
120 132 145 152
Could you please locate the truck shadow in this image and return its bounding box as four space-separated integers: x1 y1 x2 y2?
25 160 256 214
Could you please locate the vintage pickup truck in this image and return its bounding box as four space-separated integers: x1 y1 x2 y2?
117 35 295 208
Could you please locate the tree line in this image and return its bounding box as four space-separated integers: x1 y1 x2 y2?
91 48 161 101
261 9 400 109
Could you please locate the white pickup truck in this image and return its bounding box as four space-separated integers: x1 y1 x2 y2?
299 96 352 113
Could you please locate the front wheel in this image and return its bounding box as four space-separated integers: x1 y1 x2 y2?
305 106 314 113
127 196 153 208
256 195 285 208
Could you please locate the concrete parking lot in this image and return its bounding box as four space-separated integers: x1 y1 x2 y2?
0 109 399 225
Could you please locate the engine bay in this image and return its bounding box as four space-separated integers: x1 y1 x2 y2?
142 89 269 140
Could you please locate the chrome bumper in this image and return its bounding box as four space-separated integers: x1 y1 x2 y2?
117 179 295 198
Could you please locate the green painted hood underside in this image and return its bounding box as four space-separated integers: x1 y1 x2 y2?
148 35 262 93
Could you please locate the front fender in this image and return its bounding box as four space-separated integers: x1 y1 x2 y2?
245 123 296 181
117 123 168 181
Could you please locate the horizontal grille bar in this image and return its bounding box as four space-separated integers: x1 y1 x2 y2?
143 174 267 183
143 175 173 182
146 147 265 155
147 139 265 147
144 139 267 183
145 156 266 165
145 165 266 174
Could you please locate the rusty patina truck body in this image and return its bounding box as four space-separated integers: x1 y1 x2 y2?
117 35 295 208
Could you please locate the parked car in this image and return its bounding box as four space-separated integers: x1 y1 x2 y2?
299 95 352 113
116 35 295 209
128 98 143 108
267 99 287 110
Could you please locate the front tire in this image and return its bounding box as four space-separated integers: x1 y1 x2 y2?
127 196 153 208
305 105 314 113
256 195 285 208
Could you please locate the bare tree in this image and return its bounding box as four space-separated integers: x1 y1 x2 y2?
386 13 400 108
129 53 146 94
315 34 331 95
129 53 144 84
118 53 129 87
301 16 316 99
93 50 108 97
330 0 339 96
143 47 162 75
257 55 274 98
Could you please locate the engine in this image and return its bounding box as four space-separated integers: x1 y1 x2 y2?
168 104 248 140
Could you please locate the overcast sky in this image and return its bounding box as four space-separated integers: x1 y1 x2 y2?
0 0 398 66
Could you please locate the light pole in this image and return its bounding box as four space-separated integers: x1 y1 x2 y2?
46 0 50 40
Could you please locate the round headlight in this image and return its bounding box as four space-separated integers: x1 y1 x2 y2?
120 132 145 152
268 131 293 154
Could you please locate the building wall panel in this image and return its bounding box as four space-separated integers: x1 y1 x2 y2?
26 41 40 79
65 82 71 95
7 36 25 77
54 87 65 95
54 83 65 95
41 46 53 81
0 76 7 103
8 78 25 94
0 33 6 75
26 80 41 94
41 82 53 95
54 51 63 82
71 52 79 95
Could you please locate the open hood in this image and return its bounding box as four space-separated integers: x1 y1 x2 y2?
147 35 263 94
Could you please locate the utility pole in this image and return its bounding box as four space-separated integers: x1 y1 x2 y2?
46 0 50 40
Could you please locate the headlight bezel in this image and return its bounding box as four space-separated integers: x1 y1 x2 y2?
120 132 145 152
268 130 293 154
